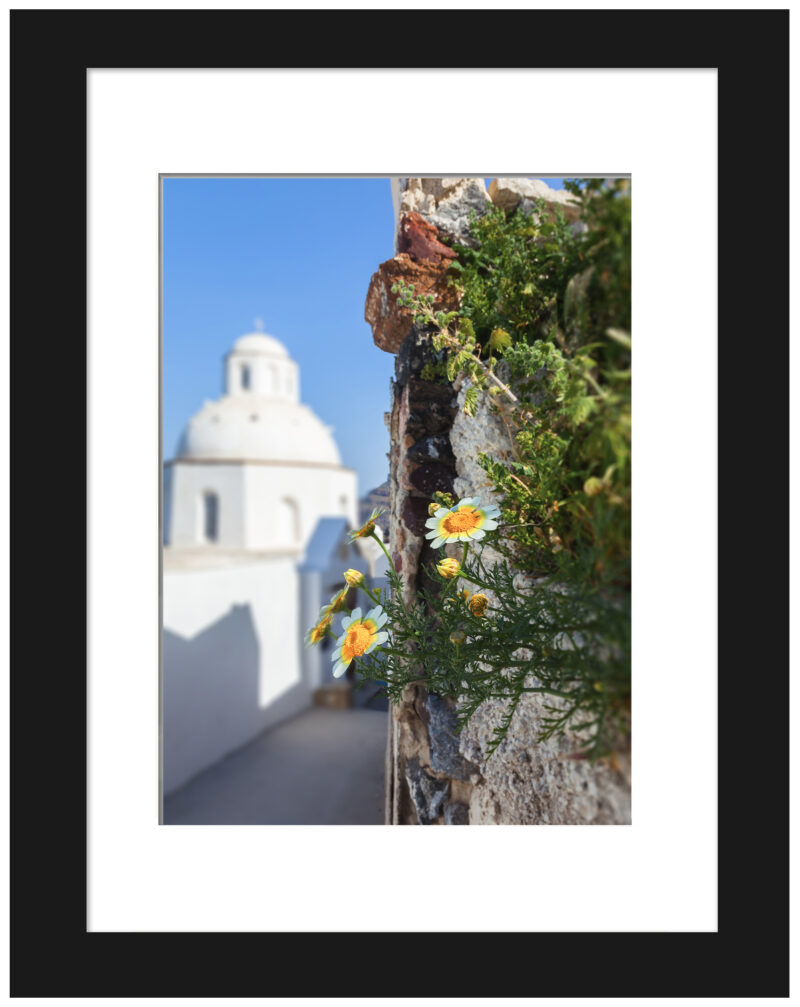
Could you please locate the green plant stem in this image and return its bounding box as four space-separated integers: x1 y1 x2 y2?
370 530 394 571
360 584 382 607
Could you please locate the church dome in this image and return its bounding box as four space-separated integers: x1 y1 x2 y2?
175 326 341 466
177 397 341 465
232 332 289 358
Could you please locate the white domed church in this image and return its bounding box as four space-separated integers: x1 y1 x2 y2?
167 329 357 550
162 327 371 795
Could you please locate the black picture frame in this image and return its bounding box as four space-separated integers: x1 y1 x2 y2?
10 9 789 998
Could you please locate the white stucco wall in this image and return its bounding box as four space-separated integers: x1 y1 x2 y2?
162 555 308 794
167 462 245 549
243 463 357 550
167 460 357 553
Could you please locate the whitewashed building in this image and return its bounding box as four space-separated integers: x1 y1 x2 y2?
162 328 366 795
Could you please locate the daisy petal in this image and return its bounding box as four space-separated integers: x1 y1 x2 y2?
481 519 498 530
471 529 486 539
342 608 362 630
332 661 348 678
373 631 389 645
431 536 446 549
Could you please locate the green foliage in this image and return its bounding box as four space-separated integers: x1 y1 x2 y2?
331 181 632 761
348 537 629 761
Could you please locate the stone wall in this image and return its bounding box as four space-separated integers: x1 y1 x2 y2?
366 178 631 825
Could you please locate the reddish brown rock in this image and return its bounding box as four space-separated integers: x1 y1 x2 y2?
400 495 431 538
397 211 457 264
364 252 461 354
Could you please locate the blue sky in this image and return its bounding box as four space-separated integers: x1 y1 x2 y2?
163 177 566 496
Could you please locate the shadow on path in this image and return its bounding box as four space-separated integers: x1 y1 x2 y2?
164 707 387 825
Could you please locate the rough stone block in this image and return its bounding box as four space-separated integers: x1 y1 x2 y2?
398 211 457 264
427 693 476 781
397 177 491 246
409 462 455 498
405 757 449 825
400 495 432 538
407 434 454 465
405 379 458 439
364 254 460 355
488 177 580 216
444 801 470 825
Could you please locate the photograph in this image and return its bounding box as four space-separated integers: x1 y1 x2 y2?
161 175 632 826
8 4 789 994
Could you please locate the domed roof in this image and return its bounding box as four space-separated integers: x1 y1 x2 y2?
177 395 341 465
231 332 289 357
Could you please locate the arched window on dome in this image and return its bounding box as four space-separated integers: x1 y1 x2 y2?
277 497 300 545
199 491 219 544
240 364 251 391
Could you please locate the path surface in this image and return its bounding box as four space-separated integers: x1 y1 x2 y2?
164 707 388 825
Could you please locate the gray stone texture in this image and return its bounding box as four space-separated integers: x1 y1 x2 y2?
488 177 580 216
460 690 631 826
396 177 491 246
426 693 476 781
367 177 631 826
405 757 450 825
444 802 470 825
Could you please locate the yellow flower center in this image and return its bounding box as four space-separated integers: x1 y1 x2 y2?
343 622 374 662
441 508 481 536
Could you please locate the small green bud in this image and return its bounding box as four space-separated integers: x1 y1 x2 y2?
489 327 512 353
460 317 475 341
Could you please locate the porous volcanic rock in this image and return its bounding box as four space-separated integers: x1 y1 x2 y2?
364 253 461 354
398 211 457 264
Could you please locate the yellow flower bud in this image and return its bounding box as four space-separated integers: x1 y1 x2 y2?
449 628 467 646
468 593 489 617
428 502 440 517
343 568 365 587
436 558 461 580
305 612 333 647
327 588 349 614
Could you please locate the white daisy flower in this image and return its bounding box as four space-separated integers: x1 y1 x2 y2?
424 498 501 549
331 605 390 678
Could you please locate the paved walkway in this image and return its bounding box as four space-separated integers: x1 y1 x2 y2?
164 707 388 825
